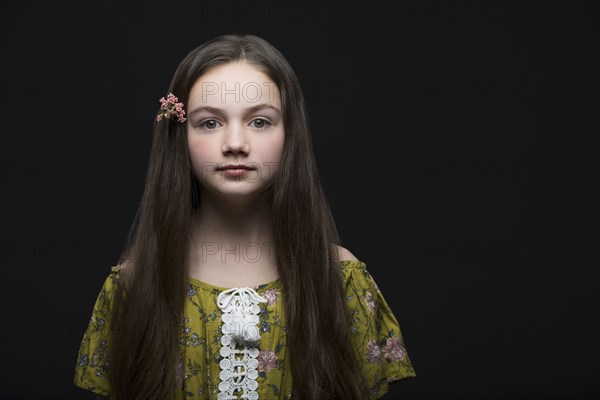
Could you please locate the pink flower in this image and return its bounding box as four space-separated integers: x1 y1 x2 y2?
381 336 405 361
366 339 382 364
156 92 187 123
262 288 280 307
257 349 277 373
365 290 375 314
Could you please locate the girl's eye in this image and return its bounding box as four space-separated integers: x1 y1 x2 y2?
198 119 221 130
250 118 271 129
197 118 271 130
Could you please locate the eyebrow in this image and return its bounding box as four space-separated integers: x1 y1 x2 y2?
188 103 281 118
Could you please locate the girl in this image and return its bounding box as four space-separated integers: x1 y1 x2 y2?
73 34 416 400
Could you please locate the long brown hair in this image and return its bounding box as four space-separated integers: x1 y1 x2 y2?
109 33 369 400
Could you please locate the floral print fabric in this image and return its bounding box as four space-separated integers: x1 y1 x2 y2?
73 260 416 399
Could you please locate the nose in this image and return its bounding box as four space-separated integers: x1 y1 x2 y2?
221 122 250 155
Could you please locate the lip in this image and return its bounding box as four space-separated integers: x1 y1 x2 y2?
217 164 256 170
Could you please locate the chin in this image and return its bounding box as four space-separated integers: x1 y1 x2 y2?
212 185 265 198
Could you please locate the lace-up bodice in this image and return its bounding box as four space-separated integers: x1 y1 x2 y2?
216 287 268 399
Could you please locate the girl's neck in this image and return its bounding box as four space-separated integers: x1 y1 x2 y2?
191 192 274 249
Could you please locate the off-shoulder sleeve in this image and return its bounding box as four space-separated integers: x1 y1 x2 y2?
340 260 417 400
73 266 123 397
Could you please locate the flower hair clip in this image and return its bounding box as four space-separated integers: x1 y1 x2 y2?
156 93 187 123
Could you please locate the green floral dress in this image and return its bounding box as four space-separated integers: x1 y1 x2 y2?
73 260 416 399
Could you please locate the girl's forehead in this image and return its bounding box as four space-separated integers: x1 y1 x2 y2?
188 63 281 110
199 61 267 79
191 62 272 90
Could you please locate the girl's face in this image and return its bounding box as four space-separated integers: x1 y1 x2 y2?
186 61 285 200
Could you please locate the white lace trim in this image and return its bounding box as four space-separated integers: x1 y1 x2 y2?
216 287 268 400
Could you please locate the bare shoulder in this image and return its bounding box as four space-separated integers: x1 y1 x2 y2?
112 259 136 271
333 244 360 262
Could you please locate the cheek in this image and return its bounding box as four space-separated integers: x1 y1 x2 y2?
264 131 285 163
188 137 215 177
259 131 285 178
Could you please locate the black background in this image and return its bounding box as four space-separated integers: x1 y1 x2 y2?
0 1 598 399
